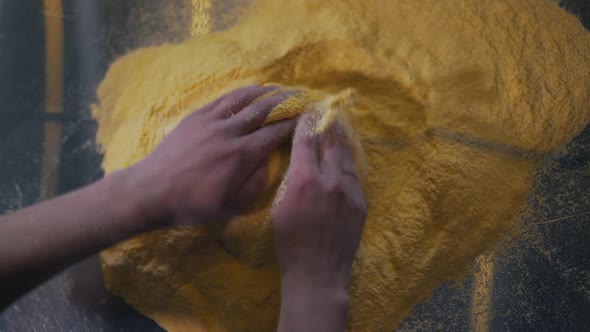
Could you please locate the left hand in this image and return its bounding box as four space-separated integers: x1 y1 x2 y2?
128 85 296 227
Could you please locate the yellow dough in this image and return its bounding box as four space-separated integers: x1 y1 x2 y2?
93 0 590 331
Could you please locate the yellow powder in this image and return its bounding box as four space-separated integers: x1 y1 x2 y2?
93 0 590 331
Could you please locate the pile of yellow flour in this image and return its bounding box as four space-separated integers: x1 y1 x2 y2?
93 0 590 331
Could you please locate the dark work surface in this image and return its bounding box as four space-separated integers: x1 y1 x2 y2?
0 1 589 331
0 1 164 331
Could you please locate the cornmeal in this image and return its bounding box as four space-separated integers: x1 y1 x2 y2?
93 0 590 331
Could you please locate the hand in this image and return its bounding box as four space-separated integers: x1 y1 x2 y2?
273 113 367 289
130 84 296 227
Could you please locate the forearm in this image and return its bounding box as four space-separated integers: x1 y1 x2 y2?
278 274 350 332
0 169 156 311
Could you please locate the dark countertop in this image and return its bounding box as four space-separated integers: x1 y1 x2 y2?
0 1 588 331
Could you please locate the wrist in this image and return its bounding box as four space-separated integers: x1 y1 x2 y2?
280 259 353 290
281 280 350 306
279 271 351 332
281 269 351 302
101 167 165 232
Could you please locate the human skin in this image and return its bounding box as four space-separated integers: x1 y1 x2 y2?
0 85 367 332
274 114 367 332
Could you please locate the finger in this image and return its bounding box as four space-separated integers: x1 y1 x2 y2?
338 131 359 180
229 91 294 134
232 163 269 212
242 119 296 172
197 94 225 114
180 94 225 123
319 123 344 177
289 112 321 174
212 84 279 118
321 122 360 181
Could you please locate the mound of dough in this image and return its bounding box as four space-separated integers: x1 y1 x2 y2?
93 0 590 331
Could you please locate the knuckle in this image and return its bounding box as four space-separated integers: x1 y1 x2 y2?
254 132 273 150
234 94 249 107
292 169 320 192
220 140 244 162
294 134 314 149
217 95 244 116
324 180 346 197
301 174 319 189
224 103 238 118
209 118 229 134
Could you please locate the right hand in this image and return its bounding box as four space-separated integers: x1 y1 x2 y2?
272 113 367 289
